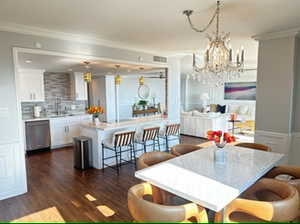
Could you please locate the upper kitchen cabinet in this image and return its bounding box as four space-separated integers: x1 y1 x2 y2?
19 69 45 102
70 72 88 101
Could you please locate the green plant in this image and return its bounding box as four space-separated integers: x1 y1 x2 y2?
138 100 148 106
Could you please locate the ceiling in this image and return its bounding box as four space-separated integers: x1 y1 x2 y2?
18 52 164 75
2 0 300 64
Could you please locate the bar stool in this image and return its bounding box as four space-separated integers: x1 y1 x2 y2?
159 123 181 152
102 130 136 175
135 126 161 153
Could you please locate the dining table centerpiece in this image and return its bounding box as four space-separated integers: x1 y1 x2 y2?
207 130 236 163
87 106 104 125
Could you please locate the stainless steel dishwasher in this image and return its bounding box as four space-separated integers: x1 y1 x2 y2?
25 120 51 152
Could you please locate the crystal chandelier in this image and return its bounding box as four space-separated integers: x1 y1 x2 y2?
183 1 244 86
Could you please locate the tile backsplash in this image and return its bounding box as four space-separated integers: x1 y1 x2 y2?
21 72 87 116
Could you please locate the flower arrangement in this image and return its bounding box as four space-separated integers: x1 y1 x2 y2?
207 130 236 148
87 106 104 118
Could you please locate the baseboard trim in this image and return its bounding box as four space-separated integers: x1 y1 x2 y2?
255 130 291 138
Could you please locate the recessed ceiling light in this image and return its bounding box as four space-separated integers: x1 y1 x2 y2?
25 60 32 64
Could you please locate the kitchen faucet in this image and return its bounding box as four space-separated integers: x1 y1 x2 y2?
55 97 62 115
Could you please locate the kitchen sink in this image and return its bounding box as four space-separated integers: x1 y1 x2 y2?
47 113 85 118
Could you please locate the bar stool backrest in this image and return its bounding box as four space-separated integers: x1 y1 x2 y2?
142 127 160 142
114 131 136 147
165 123 180 136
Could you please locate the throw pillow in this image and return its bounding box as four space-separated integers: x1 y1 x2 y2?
210 104 218 112
217 104 226 114
192 110 203 116
239 105 249 115
228 104 239 113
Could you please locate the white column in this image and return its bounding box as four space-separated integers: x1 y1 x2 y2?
115 84 120 123
105 76 116 123
167 56 181 122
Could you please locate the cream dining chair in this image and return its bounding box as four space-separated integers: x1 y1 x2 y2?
128 182 208 223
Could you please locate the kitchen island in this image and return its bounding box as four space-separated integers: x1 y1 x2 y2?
80 116 178 169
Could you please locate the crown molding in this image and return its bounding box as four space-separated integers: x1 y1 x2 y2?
0 22 167 56
252 27 300 41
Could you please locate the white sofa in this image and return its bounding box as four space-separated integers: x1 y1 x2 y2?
227 104 256 121
180 111 228 138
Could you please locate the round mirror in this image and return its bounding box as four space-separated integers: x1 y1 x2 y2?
138 85 150 99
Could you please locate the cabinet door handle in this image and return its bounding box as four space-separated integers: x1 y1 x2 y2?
64 126 67 133
67 126 69 133
34 93 36 100
30 93 32 100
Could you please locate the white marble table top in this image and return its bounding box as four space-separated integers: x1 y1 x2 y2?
135 145 284 212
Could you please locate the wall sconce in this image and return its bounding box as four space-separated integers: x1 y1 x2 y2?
139 76 144 86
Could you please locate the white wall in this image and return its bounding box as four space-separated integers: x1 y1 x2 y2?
182 70 257 112
253 33 300 164
255 36 296 134
118 76 166 120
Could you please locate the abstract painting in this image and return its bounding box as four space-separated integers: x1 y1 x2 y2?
224 82 256 100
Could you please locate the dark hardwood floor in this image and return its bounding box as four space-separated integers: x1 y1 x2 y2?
0 135 207 222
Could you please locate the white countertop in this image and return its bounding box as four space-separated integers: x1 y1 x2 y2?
23 112 90 122
135 145 284 212
81 116 168 131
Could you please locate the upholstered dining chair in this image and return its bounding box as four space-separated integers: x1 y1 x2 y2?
128 182 208 223
215 178 299 223
266 165 300 220
171 144 202 156
266 166 300 193
137 151 175 204
235 142 272 152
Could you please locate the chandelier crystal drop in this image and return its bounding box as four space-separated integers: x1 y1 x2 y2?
183 1 244 87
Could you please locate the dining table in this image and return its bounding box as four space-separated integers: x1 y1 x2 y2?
135 145 284 213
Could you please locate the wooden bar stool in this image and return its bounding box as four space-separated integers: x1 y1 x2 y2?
102 130 136 175
135 126 161 153
159 123 181 152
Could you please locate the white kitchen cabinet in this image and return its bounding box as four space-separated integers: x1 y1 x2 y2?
50 115 91 149
19 69 45 102
66 123 81 143
71 72 88 101
50 121 69 147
